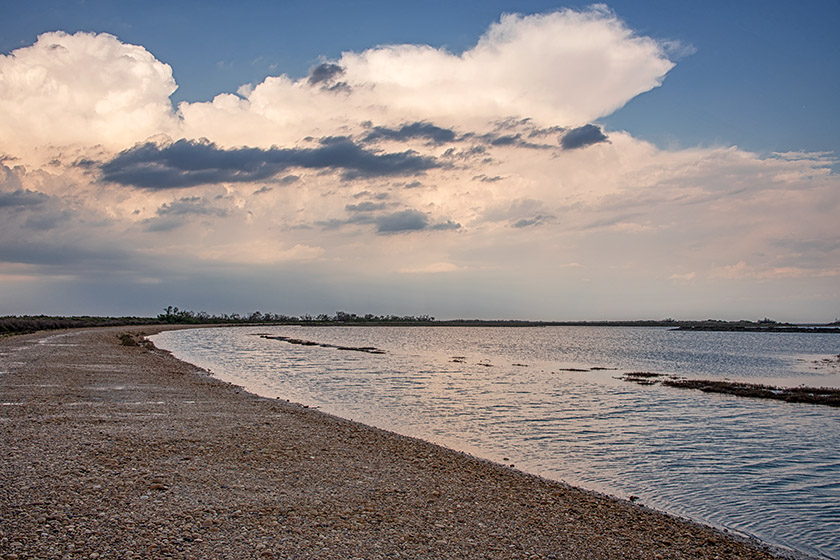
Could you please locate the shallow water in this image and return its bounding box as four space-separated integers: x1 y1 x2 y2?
152 326 840 559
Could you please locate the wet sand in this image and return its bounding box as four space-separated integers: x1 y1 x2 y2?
1 326 797 559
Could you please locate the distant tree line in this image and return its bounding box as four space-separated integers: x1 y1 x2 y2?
157 306 435 325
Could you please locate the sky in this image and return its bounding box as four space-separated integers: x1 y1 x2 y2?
1 1 838 321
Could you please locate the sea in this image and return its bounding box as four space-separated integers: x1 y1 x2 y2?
150 325 840 559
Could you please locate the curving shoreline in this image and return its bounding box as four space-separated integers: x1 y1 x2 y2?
1 326 805 559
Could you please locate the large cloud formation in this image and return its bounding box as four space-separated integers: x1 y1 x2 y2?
0 6 673 155
0 6 837 320
179 8 673 148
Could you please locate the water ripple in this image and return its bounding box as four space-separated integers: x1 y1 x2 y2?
152 326 840 559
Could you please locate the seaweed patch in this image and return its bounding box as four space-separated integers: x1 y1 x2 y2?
619 370 840 407
261 335 385 354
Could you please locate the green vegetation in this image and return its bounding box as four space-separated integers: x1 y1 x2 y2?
0 315 157 335
156 306 436 325
117 332 139 346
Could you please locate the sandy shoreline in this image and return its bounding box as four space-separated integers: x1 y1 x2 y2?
1 326 798 559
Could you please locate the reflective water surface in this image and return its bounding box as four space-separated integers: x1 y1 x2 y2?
151 326 840 559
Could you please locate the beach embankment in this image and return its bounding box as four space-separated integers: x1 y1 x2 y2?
1 326 793 559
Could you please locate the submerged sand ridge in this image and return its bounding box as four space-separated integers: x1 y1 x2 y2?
1 326 794 559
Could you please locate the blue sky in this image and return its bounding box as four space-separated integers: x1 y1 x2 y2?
1 2 838 320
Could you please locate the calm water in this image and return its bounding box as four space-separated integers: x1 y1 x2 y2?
151 326 840 559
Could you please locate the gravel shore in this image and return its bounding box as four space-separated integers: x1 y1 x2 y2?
1 326 795 559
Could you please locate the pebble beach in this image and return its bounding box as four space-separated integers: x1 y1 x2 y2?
1 326 797 559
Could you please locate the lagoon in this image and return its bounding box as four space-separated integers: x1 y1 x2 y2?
152 326 840 559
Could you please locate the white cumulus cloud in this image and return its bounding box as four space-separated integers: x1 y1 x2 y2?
0 31 178 157
179 6 674 145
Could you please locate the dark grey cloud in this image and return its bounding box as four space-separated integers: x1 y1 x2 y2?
277 175 300 185
324 81 351 93
346 201 387 212
318 207 460 235
363 122 457 145
0 188 48 208
473 174 503 183
308 63 345 85
493 117 533 130
375 210 461 234
513 215 552 228
101 138 440 189
375 209 428 233
430 220 461 231
72 158 99 169
446 118 561 150
561 124 609 150
156 196 228 217
352 190 389 200
488 134 521 146
442 145 488 161
459 132 551 150
528 125 566 138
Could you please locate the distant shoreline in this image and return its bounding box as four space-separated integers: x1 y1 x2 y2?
3 314 838 336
